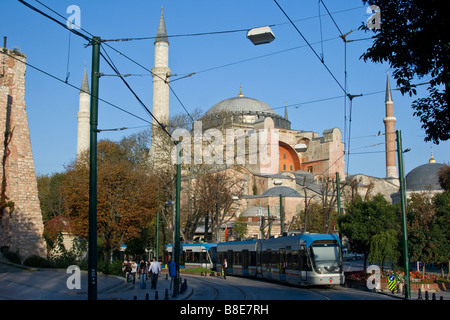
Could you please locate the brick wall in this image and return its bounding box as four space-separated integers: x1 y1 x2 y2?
0 48 47 259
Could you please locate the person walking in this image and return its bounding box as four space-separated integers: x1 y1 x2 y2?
122 260 131 283
223 258 228 280
149 257 161 289
130 260 137 284
138 260 148 289
168 258 176 289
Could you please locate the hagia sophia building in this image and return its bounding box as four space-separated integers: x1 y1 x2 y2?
76 9 445 241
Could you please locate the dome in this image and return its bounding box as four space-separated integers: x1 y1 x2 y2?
262 186 301 197
206 96 276 116
205 86 276 116
405 162 444 191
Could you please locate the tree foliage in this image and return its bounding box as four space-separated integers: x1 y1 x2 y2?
60 139 159 260
338 194 399 269
361 0 450 143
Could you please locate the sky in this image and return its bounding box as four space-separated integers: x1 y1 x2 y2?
2 0 449 178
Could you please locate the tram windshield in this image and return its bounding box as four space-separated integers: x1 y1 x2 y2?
310 241 342 274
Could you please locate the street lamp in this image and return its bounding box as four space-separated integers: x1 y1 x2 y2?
396 130 411 299
247 26 275 45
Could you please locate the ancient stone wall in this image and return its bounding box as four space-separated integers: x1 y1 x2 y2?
0 48 47 259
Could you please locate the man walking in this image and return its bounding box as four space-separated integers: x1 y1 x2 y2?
149 257 161 289
223 258 228 280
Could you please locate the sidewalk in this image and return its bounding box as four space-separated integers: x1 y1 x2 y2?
97 271 192 300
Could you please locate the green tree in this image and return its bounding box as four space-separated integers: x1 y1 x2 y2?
361 0 450 143
407 192 439 276
37 172 65 222
338 194 399 270
431 192 450 278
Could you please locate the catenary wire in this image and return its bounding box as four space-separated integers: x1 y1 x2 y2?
0 49 152 126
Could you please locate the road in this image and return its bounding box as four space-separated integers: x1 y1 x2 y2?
185 273 398 300
1 260 449 302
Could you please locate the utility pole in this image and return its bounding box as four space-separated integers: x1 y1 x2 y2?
279 194 284 235
88 36 100 301
173 141 181 297
396 130 411 299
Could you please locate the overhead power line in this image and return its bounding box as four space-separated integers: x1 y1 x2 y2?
273 0 347 95
0 49 152 125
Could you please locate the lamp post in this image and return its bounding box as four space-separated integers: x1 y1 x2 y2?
396 130 411 299
88 36 100 301
173 141 181 297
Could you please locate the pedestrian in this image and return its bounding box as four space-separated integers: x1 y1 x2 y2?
131 260 137 284
138 260 148 289
223 258 228 279
168 258 176 289
122 260 131 282
149 257 161 289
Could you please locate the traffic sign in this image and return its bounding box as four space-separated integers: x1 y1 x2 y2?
388 275 396 293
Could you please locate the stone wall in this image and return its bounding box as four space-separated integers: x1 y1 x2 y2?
0 48 47 259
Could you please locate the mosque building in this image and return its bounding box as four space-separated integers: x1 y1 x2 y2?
75 9 446 241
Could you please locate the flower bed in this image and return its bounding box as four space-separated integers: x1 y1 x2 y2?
345 270 449 292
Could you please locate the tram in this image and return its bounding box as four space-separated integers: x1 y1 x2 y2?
165 242 217 270
216 233 344 286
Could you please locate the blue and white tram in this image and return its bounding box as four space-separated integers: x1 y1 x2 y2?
216 233 344 286
165 243 217 270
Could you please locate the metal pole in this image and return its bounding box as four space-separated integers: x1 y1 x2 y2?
279 194 284 235
173 141 181 297
267 205 271 238
396 130 411 299
336 172 341 216
88 36 100 301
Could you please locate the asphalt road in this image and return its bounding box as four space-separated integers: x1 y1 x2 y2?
1 261 449 302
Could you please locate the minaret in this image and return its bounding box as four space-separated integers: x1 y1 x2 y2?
384 70 397 178
149 8 171 164
77 65 90 159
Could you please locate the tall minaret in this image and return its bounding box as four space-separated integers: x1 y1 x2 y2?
77 65 90 159
384 70 397 179
149 8 171 164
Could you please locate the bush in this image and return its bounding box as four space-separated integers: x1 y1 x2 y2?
23 255 51 268
2 251 21 265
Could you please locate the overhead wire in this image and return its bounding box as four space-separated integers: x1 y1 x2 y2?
273 0 347 95
20 0 186 140
0 49 152 126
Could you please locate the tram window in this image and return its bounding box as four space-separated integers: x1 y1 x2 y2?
271 251 279 269
250 252 256 266
300 246 312 271
287 250 297 270
228 250 234 266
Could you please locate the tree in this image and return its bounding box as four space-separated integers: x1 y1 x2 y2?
61 140 159 261
407 192 437 275
338 194 399 270
361 0 450 143
37 173 65 223
194 169 243 242
438 164 450 191
432 192 450 278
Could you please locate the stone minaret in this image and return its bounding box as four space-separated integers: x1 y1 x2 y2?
77 65 90 159
149 8 171 165
384 71 397 179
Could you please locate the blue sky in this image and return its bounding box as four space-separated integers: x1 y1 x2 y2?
2 0 449 178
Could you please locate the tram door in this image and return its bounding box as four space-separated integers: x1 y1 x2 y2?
201 248 208 269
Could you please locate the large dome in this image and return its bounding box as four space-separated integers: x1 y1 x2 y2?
206 96 276 116
405 162 444 191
